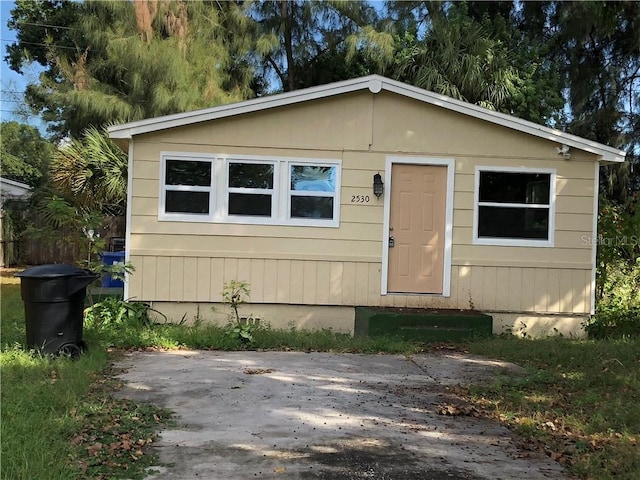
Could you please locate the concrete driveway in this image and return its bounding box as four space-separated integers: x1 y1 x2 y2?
114 350 566 480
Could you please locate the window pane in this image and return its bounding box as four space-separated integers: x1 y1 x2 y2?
229 163 274 189
166 160 211 186
166 191 210 214
478 206 549 239
291 166 336 192
291 196 334 219
479 172 550 204
228 193 272 216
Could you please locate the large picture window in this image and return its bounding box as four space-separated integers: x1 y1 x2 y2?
159 153 340 226
473 167 555 247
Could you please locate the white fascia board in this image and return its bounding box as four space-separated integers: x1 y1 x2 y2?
108 74 627 163
0 176 31 191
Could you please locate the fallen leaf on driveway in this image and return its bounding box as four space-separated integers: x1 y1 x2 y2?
244 368 275 375
436 404 480 417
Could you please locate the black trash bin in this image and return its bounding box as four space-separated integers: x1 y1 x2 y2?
16 264 99 357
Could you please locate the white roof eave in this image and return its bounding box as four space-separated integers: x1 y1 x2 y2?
108 75 626 163
0 176 32 201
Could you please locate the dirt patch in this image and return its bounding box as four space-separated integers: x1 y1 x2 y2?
1 267 23 284
297 441 483 479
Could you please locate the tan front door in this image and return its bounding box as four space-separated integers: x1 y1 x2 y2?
387 164 447 294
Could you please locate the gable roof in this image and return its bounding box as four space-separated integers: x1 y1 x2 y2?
108 75 625 163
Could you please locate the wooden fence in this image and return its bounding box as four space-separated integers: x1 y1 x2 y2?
1 214 125 267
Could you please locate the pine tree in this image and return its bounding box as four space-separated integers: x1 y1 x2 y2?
391 2 564 122
8 0 258 139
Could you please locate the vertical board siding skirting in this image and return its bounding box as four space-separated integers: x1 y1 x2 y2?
128 255 592 315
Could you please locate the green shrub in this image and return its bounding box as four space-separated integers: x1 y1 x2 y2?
592 196 640 338
84 298 165 330
589 256 640 338
585 306 640 339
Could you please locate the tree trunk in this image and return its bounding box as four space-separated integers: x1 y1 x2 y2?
281 0 295 91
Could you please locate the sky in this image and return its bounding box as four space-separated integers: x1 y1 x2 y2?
1 0 46 130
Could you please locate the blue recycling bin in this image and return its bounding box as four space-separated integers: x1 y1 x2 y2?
101 251 125 288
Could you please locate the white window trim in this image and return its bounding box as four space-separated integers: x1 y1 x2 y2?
472 165 556 247
158 152 341 227
381 156 455 297
590 161 600 315
159 152 216 222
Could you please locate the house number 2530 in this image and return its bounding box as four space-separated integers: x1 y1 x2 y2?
351 195 370 203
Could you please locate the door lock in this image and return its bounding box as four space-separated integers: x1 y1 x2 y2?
389 236 395 248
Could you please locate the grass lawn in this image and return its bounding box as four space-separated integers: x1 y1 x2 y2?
1 276 171 480
2 270 639 479
466 336 639 479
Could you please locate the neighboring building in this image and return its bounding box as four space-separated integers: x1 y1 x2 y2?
0 176 31 204
108 75 626 337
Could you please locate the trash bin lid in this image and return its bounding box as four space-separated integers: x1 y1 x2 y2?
15 264 94 278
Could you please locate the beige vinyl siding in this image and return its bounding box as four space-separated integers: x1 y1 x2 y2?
453 228 591 250
130 217 383 240
135 92 374 152
126 89 599 316
371 93 597 163
132 160 158 180
130 235 381 261
135 143 345 163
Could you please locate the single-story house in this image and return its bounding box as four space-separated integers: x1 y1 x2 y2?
108 75 626 337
